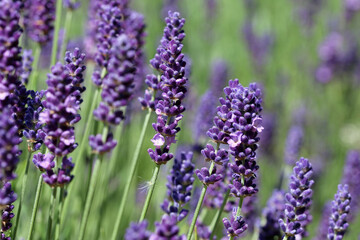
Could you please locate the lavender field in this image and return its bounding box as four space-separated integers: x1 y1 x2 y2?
1 0 360 239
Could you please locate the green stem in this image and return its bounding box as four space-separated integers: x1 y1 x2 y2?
78 126 108 240
111 109 152 240
209 189 230 239
28 45 41 90
139 164 161 222
27 174 43 240
46 187 58 240
60 10 73 60
12 151 33 239
187 161 216 240
55 187 64 240
229 197 244 240
51 0 63 66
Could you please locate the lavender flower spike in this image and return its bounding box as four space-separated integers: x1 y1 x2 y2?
328 184 351 240
147 11 188 165
279 157 314 240
223 208 248 238
150 213 186 240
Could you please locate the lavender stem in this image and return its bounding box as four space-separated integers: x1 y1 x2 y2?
209 188 230 238
55 187 65 240
46 186 58 239
112 109 152 239
139 163 161 222
50 0 62 66
12 151 33 239
187 160 216 239
78 126 108 240
27 174 44 240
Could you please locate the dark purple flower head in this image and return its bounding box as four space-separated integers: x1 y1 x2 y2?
125 221 151 240
195 167 223 186
328 184 351 240
89 133 117 155
161 152 195 221
201 144 229 165
0 107 22 182
23 90 46 152
0 183 16 234
150 213 186 240
341 150 360 220
279 157 314 239
19 49 33 85
259 190 285 240
24 0 55 45
223 208 248 238
42 156 74 187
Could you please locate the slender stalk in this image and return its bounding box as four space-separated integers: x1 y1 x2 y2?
12 151 33 239
51 0 63 66
54 187 64 240
60 10 73 60
139 164 161 222
46 187 58 240
27 174 43 240
209 189 230 239
78 126 108 240
111 109 152 240
28 45 41 90
187 161 215 240
229 197 244 240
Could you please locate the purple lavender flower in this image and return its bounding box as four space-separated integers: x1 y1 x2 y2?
39 48 86 186
279 157 314 239
125 221 151 240
344 0 360 21
32 153 55 171
19 49 33 85
23 90 46 152
284 125 304 166
223 208 248 238
195 221 213 240
341 150 360 220
161 152 195 221
0 107 22 182
259 190 285 240
0 183 16 235
150 213 186 240
146 11 188 165
88 134 117 155
24 0 55 45
328 184 351 240
0 0 23 108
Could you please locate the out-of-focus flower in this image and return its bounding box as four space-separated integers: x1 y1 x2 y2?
150 213 186 240
125 221 151 240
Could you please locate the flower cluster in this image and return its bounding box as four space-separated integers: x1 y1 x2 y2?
150 213 186 240
328 184 351 240
0 0 23 108
146 11 188 165
0 182 16 236
161 151 195 221
279 157 314 239
24 0 55 45
223 209 248 238
37 48 86 187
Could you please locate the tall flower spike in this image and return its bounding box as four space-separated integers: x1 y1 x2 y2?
161 152 195 221
0 0 23 108
39 48 86 187
24 0 55 45
328 184 351 240
279 157 314 240
150 213 186 240
146 11 188 165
